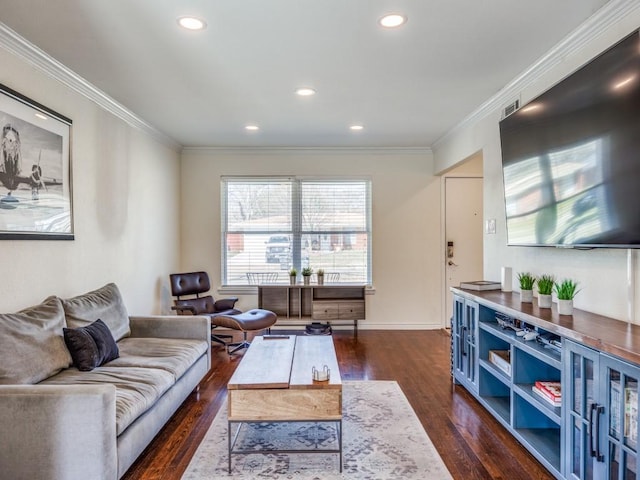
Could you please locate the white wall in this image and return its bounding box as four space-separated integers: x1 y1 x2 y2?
433 11 640 322
179 148 444 329
0 47 181 314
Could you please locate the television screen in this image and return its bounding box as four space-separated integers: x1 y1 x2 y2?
499 30 640 248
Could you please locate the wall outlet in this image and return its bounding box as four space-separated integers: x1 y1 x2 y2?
486 218 496 235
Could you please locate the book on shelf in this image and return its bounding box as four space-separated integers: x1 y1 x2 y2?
532 385 562 407
534 381 562 401
488 350 511 376
459 280 501 291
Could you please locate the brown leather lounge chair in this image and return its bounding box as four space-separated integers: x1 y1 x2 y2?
169 271 277 353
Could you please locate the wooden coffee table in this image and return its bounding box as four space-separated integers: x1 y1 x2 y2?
227 335 342 472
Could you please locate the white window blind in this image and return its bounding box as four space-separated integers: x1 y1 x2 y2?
222 177 371 285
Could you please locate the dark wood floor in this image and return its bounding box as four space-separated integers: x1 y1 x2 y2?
122 330 554 479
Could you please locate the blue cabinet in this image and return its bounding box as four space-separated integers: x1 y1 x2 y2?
452 288 640 480
564 340 639 480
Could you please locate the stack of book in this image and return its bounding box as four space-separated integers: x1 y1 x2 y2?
533 381 562 407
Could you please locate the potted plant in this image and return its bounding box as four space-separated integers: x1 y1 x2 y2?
302 267 313 285
316 268 325 285
554 279 579 315
537 274 555 309
517 272 536 303
289 268 297 285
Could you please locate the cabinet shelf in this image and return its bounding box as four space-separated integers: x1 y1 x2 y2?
513 385 562 424
514 428 562 475
480 395 511 425
479 321 517 343
479 359 511 385
480 321 562 368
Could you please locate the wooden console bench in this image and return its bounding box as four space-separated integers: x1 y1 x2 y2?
257 284 366 333
227 335 342 472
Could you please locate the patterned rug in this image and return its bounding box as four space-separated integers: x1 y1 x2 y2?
182 380 453 479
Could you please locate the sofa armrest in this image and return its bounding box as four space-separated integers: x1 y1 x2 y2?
0 384 117 480
128 315 210 340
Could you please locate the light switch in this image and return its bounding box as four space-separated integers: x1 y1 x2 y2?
486 218 496 234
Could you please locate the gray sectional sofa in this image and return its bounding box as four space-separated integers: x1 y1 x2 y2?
0 283 211 480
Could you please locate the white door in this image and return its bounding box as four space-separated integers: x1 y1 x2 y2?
445 177 484 324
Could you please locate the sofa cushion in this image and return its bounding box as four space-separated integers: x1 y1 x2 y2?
41 366 175 435
62 283 131 342
112 337 208 381
0 296 71 384
63 319 120 371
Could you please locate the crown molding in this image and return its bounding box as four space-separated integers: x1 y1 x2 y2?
432 0 640 151
0 22 180 151
181 146 433 156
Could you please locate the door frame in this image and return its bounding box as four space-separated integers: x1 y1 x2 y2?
440 156 484 329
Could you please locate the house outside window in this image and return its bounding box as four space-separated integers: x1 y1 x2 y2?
222 177 371 285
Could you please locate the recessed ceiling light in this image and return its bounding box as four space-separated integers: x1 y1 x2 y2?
379 14 407 28
350 125 364 131
177 16 207 31
295 87 316 97
245 125 260 131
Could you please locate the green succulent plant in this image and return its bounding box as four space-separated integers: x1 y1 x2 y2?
289 268 297 276
517 272 536 290
554 279 579 300
302 267 313 276
537 274 555 295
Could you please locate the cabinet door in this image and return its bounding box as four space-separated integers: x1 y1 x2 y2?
464 299 479 391
452 296 479 392
452 295 465 383
564 340 601 480
600 354 639 480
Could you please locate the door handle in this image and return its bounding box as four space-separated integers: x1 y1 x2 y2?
461 326 467 356
594 404 604 462
448 260 458 266
589 403 596 458
589 403 605 462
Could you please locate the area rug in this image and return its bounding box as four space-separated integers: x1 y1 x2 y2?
182 380 453 479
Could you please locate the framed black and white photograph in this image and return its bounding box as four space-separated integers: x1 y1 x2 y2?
0 83 73 240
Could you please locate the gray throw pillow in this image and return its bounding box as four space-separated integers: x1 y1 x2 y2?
0 296 72 384
62 283 131 341
63 319 120 371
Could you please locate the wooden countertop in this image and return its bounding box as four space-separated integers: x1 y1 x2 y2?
451 287 640 366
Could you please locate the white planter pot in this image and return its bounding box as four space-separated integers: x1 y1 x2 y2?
317 275 324 286
520 289 533 303
558 299 574 315
289 276 297 285
538 294 552 309
303 276 311 285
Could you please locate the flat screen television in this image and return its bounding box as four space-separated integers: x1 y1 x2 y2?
499 29 640 248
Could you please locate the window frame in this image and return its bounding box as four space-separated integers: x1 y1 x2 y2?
221 176 372 286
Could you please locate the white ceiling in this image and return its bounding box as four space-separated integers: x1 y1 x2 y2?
0 0 611 148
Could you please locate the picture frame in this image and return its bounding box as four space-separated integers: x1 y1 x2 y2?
0 83 73 240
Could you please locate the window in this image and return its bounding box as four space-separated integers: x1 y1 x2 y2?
222 177 371 285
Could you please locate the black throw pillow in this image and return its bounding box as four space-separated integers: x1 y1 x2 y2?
63 319 119 371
